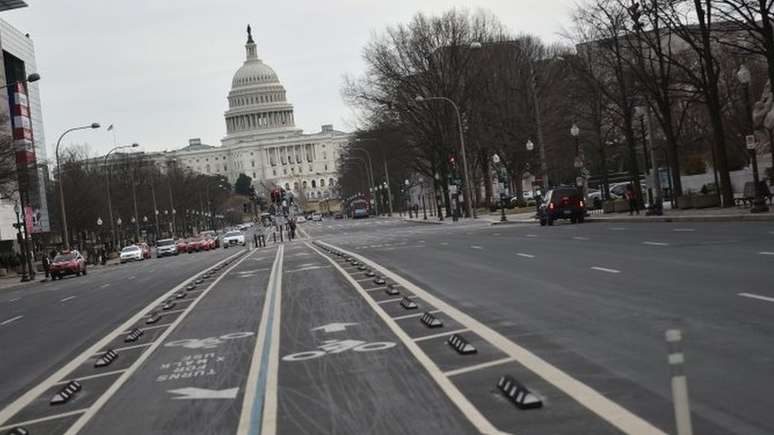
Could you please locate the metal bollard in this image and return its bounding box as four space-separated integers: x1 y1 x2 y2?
666 329 693 435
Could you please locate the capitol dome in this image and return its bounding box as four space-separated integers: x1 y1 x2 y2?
231 57 279 88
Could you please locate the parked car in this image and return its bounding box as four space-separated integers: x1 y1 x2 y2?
538 187 586 226
609 182 648 199
120 245 144 263
203 237 217 250
200 231 220 248
156 238 178 257
334 212 344 220
587 189 604 210
176 239 188 254
187 237 204 253
223 231 246 248
311 213 322 222
139 242 152 259
296 216 306 223
49 250 87 279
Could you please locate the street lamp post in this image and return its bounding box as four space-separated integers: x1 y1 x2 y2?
738 64 769 213
492 154 508 222
104 143 139 251
415 95 476 219
55 123 100 250
570 123 588 207
404 179 411 218
13 202 29 282
434 172 444 221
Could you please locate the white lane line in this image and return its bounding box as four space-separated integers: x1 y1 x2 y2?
609 227 627 231
9 297 21 302
759 251 774 256
0 250 246 430
308 242 500 434
99 283 111 289
673 228 695 232
413 328 469 343
238 245 284 435
54 369 127 385
516 253 535 259
60 296 76 302
285 265 329 273
738 292 774 303
445 357 516 377
470 245 484 250
110 342 153 352
642 241 670 246
392 310 441 321
525 234 538 238
572 236 590 241
321 241 666 435
591 267 621 274
123 322 174 333
0 315 23 326
128 275 136 280
376 296 416 305
440 242 449 246
0 409 89 432
366 287 387 292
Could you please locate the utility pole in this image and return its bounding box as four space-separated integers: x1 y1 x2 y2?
528 60 549 191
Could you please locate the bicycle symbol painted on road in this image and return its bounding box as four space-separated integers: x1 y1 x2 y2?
164 332 254 349
282 339 396 362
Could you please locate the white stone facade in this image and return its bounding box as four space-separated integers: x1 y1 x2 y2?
169 28 347 204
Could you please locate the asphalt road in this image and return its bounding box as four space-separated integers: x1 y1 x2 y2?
0 217 771 434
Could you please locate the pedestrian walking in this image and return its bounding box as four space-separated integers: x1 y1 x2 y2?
253 232 258 249
257 224 266 247
626 183 640 215
289 219 296 240
42 254 50 280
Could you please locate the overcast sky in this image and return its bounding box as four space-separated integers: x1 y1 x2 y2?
3 0 575 159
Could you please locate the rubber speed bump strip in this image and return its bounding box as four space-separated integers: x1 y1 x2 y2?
194 278 204 285
447 333 477 354
94 349 118 368
174 291 185 299
496 375 543 409
420 312 443 328
145 311 161 324
365 271 376 277
124 328 144 343
50 380 81 405
400 296 418 309
374 277 387 285
385 285 400 296
186 284 196 291
161 300 176 311
357 265 367 271
6 427 28 435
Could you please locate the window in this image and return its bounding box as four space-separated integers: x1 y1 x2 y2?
224 164 228 171
302 181 308 189
322 151 327 160
293 182 299 191
251 161 255 167
283 168 287 175
324 164 328 171
206 164 210 173
273 169 276 176
311 180 317 188
284 183 290 190
223 156 226 160
320 179 325 187
308 165 312 172
252 172 256 178
329 178 334 186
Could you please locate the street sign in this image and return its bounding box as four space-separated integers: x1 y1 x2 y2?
576 177 584 187
574 157 584 168
449 185 458 194
581 168 591 178
746 135 757 150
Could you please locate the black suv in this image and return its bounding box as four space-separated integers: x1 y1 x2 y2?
538 188 586 225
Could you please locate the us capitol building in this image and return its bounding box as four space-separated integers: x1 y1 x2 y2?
138 27 348 210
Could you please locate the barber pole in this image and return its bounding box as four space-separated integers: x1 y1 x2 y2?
11 83 35 165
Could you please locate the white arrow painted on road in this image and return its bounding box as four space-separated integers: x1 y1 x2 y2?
310 322 358 333
167 387 238 400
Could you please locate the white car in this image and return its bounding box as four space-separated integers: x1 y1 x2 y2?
296 216 306 223
120 245 144 263
223 231 246 248
311 213 322 222
156 238 178 257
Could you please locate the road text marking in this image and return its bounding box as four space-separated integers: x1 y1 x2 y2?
470 245 483 250
60 296 76 302
516 253 535 258
591 267 621 274
642 241 669 246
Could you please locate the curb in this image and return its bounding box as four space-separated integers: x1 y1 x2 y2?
401 219 444 225
489 220 535 226
586 213 774 223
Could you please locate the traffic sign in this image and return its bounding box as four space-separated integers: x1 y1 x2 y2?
576 177 584 187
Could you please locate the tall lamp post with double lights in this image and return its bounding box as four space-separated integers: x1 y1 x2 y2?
570 123 588 206
55 122 100 250
492 153 508 222
737 64 769 213
415 95 476 219
13 202 29 282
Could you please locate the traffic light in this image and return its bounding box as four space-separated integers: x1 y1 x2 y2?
449 155 457 168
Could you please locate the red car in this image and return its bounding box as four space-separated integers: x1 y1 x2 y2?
176 239 188 254
187 237 204 253
49 250 87 280
203 237 216 250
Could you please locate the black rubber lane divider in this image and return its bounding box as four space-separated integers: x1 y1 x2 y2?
385 285 400 296
400 296 418 309
94 349 119 368
447 334 477 354
365 271 376 277
174 291 185 299
124 328 144 343
50 380 81 405
6 427 29 435
145 311 161 324
374 277 387 285
496 375 543 410
420 312 443 328
186 284 196 291
161 300 176 311
194 278 204 284
358 265 368 271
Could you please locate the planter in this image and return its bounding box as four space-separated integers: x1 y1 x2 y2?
613 199 630 213
677 195 693 210
690 194 720 209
